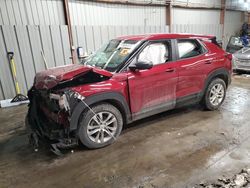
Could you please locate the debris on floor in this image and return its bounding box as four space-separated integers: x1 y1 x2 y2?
0 98 29 108
195 168 250 188
242 74 250 78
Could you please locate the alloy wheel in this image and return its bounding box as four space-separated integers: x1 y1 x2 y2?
209 83 225 106
86 111 118 144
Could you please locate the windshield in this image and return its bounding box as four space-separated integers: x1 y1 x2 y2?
82 39 140 72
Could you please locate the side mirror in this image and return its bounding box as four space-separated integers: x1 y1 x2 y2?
129 61 153 71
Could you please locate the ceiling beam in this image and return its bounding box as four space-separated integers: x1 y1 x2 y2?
77 0 248 12
89 0 169 7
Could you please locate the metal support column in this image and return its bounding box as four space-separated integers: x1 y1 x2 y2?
63 0 76 64
166 2 172 33
220 0 226 42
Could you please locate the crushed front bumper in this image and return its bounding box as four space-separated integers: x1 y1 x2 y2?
26 123 77 155
26 113 78 155
26 89 78 155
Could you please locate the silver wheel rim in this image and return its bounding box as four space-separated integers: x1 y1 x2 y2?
209 83 225 106
87 111 118 144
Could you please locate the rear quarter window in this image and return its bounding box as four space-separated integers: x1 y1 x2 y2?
177 39 206 59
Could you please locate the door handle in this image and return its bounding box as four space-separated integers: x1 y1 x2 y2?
165 68 174 73
204 60 212 64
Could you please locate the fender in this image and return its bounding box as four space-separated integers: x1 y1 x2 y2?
201 68 231 96
69 92 131 131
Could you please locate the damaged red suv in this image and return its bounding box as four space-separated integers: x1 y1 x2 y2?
26 34 232 153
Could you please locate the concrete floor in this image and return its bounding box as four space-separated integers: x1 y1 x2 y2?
1 75 250 188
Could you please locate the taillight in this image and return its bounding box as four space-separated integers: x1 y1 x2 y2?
225 53 233 71
225 53 232 61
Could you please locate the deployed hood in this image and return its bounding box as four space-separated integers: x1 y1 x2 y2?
34 64 113 90
234 47 250 59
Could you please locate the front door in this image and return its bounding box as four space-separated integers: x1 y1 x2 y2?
127 41 178 120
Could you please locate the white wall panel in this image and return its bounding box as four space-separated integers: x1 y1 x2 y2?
70 25 169 64
226 0 248 11
0 0 65 25
0 0 246 100
223 10 244 47
173 8 220 25
172 24 223 40
69 0 166 26
172 7 223 41
0 25 72 100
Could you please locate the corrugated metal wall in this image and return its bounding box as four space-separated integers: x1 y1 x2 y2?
224 10 244 45
0 24 168 100
172 24 223 40
72 25 169 54
0 25 71 100
226 0 249 11
68 1 166 26
172 8 222 40
0 0 67 100
0 0 65 25
0 0 246 100
173 8 220 24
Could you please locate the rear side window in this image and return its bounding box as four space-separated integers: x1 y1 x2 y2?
177 39 205 59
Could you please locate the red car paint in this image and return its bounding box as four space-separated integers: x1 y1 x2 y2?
117 33 215 41
34 33 232 117
35 64 112 90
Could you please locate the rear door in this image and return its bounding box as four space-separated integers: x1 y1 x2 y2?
175 39 216 100
127 40 178 120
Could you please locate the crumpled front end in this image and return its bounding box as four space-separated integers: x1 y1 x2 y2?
26 87 80 155
26 65 113 154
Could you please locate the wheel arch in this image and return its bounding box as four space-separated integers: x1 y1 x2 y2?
203 68 231 93
69 92 131 132
199 68 230 107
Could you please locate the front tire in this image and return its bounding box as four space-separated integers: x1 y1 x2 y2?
202 78 226 111
78 103 123 149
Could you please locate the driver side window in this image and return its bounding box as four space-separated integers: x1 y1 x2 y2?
138 42 169 66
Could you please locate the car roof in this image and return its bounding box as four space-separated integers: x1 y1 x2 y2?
116 33 215 41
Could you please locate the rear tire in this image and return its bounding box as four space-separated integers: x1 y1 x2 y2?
202 78 226 111
78 103 123 149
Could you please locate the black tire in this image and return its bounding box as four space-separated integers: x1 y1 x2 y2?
234 69 244 75
202 78 226 111
78 103 123 149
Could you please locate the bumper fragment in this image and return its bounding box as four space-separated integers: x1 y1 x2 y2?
27 128 78 155
26 87 84 155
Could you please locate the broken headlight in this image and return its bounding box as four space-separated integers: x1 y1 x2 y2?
73 92 85 101
50 93 70 111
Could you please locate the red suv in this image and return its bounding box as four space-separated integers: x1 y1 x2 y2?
27 34 232 153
